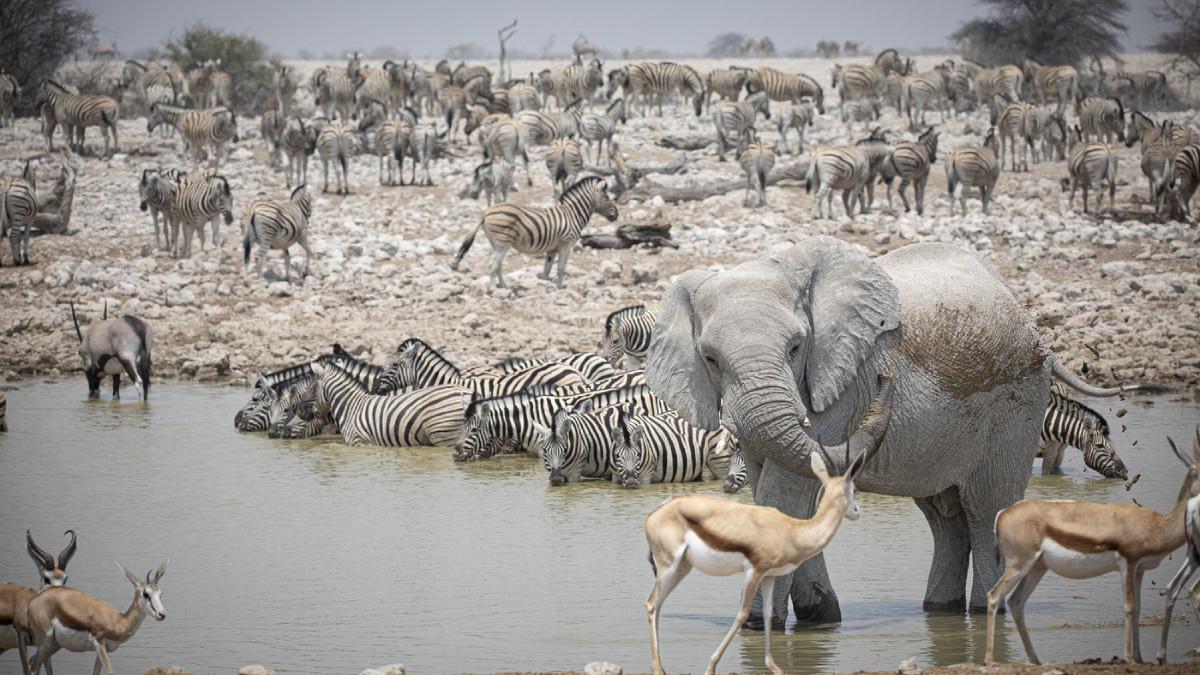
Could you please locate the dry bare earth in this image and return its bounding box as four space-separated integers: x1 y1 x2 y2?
0 55 1196 392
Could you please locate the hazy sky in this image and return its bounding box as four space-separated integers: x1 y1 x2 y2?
80 0 1168 58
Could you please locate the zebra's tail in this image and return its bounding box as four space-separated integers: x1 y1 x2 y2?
805 156 818 193
1049 355 1170 396
243 215 255 268
450 220 483 271
756 159 768 195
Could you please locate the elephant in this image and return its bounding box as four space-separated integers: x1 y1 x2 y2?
645 235 1113 625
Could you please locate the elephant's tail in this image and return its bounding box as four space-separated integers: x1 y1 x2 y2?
1049 355 1170 397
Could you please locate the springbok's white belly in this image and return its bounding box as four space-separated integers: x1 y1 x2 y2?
1041 538 1121 579
50 619 94 652
0 625 19 650
684 531 747 576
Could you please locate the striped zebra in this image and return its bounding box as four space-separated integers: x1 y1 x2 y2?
746 67 826 113
874 48 908 76
480 118 532 186
372 338 588 396
882 72 907 113
831 64 885 106
236 356 334 431
703 68 750 111
946 128 1001 215
1038 388 1127 479
38 80 120 156
991 97 1037 172
1075 96 1126 145
313 67 364 121
711 91 770 162
452 63 494 88
603 305 658 369
540 61 603 109
493 352 616 383
451 176 618 288
171 173 234 259
776 99 814 155
591 369 646 389
359 99 404 185
1138 120 1179 211
1023 59 1078 113
1125 110 1165 149
1066 125 1118 213
396 123 444 187
204 60 231 108
1113 69 1168 111
0 390 6 431
265 348 387 438
137 168 185 252
456 383 670 460
806 144 870 219
722 443 748 493
1033 109 1068 162
242 185 314 281
517 101 583 146
608 62 704 117
144 84 178 136
261 107 286 168
740 139 775 208
854 129 896 211
315 119 362 195
610 409 732 488
537 405 625 484
272 63 297 116
147 104 239 172
579 98 625 164
973 63 1024 106
281 117 318 189
0 70 17 127
545 138 584 197
1166 143 1200 220
903 70 950 126
460 159 513 206
121 60 173 94
840 98 880 131
308 360 472 448
354 60 407 117
1 161 37 266
887 127 939 215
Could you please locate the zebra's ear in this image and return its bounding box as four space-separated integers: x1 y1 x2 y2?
22 160 35 184
552 407 571 438
571 399 594 415
531 421 550 442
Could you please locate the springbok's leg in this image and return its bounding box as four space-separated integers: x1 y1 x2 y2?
92 654 102 675
1007 560 1047 664
88 636 114 675
706 569 763 675
1123 561 1139 662
761 575 783 675
985 554 1037 665
647 555 692 675
1131 566 1146 662
1157 557 1198 663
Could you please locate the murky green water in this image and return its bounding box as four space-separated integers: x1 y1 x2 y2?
0 381 1197 674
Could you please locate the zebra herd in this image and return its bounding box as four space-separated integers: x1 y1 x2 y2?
231 302 1133 490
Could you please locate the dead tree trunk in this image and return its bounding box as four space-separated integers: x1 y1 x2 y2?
497 20 518 83
579 142 688 197
31 164 77 234
657 135 715 151
626 159 810 204
581 222 676 249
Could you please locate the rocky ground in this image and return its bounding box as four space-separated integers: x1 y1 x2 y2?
1 55 1197 394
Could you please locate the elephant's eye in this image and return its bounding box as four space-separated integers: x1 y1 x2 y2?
788 342 803 360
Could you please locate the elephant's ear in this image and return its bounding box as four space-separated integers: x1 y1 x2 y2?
645 269 720 429
789 238 900 414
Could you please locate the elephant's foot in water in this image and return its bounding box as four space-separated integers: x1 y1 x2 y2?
790 576 842 626
915 488 972 614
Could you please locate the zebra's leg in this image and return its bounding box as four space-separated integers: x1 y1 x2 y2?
283 247 292 282
1041 441 1066 474
898 178 913 213
555 247 572 289
211 215 222 260
21 222 31 265
322 158 331 193
255 242 269 279
298 235 313 278
980 185 991 215
916 174 929 216
539 253 553 280
841 189 855 219
490 248 508 288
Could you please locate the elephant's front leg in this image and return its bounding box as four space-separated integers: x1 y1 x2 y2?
749 458 841 626
913 487 971 613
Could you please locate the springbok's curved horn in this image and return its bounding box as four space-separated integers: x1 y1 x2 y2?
1168 436 1193 469
58 529 77 569
27 530 55 571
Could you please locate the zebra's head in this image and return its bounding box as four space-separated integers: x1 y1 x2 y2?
146 103 165 134
209 176 235 224
830 65 842 90
538 407 576 486
372 360 406 396
455 397 496 461
722 439 748 494
603 316 626 369
748 91 771 119
611 408 650 489
605 68 627 100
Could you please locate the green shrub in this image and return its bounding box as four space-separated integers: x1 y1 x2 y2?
164 22 273 114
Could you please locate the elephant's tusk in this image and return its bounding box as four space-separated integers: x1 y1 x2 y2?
801 416 811 428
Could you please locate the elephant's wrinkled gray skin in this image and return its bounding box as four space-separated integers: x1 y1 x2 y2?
645 236 1051 624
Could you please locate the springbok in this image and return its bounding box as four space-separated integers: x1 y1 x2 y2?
1158 494 1200 662
642 377 893 675
986 429 1200 665
26 560 168 675
2 531 77 674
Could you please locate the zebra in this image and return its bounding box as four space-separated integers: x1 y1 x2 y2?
1075 96 1126 145
147 104 239 172
991 97 1038 172
1023 59 1078 113
722 443 748 493
840 98 880 131
37 80 120 156
1034 109 1069 162
602 305 657 370
121 60 173 94
492 352 616 383
609 62 704 117
260 108 286 169
481 118 533 186
372 338 588 396
536 405 625 484
973 63 1024 107
171 173 234 259
544 138 584 197
776 99 814 155
236 356 333 431
281 117 318 189
452 63 494 88
460 160 513 206
540 61 602 109
1125 110 1166 150
451 176 618 289
242 185 314 281
806 144 870 219
1166 143 1200 221
946 128 1001 215
397 123 444 187
887 127 939 215
711 91 770 162
740 139 775 208
307 360 471 448
517 100 583 146
0 70 17 127
703 68 750 111
137 168 185 252
903 70 950 126
264 347 386 438
315 119 362 195
359 100 405 185
579 98 625 164
354 60 408 117
610 409 732 488
456 383 670 460
831 64 885 106
0 390 6 431
313 67 364 121
504 81 540 113
591 369 647 389
203 60 232 108
746 67 826 113
854 128 896 211
1 161 37 266
143 83 179 136
1066 124 1118 213
272 63 297 115
874 48 908 76
1112 69 1167 110
1137 120 1179 211
1038 388 1127 479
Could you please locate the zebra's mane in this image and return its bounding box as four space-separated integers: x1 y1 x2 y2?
403 338 459 374
559 175 605 204
1051 390 1111 436
493 355 532 370
875 48 898 64
1110 96 1125 119
605 304 646 335
465 384 560 417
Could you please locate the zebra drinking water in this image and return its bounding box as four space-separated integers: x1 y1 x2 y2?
1037 388 1128 479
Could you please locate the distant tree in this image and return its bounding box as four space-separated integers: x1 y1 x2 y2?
0 0 96 113
843 40 859 56
951 0 1128 66
815 40 840 58
759 37 776 57
707 33 749 58
165 23 271 113
1154 1 1200 73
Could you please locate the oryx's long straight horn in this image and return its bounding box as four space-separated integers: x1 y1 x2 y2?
103 300 108 321
59 529 77 569
26 530 55 571
70 302 83 343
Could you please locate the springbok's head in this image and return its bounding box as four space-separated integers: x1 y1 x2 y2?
118 559 168 621
811 427 883 522
27 529 76 588
1167 428 1200 499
